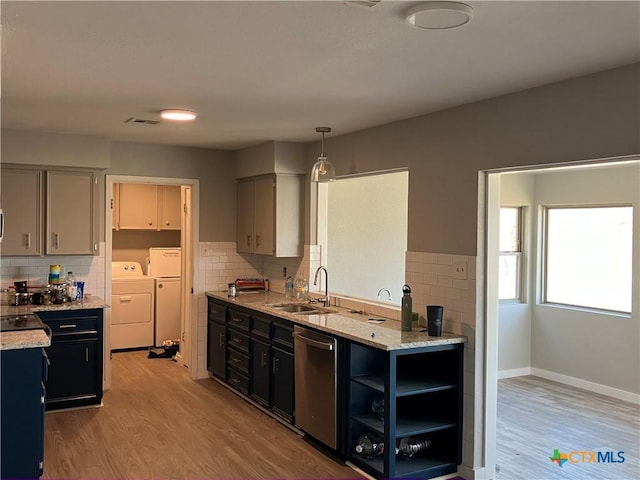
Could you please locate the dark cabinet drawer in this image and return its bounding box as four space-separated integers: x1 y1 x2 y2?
208 299 227 323
227 329 250 353
43 316 98 336
273 322 293 352
227 368 249 395
251 315 272 340
227 309 250 331
227 348 250 374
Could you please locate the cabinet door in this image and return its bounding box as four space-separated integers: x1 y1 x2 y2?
207 320 226 379
0 168 42 255
236 180 254 253
46 171 95 254
45 339 99 406
251 338 271 407
253 177 274 255
271 347 294 422
118 183 158 230
158 185 181 230
1 348 45 478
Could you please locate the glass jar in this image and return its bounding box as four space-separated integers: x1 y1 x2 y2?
294 278 309 301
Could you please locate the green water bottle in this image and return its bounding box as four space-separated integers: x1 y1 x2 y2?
401 284 412 332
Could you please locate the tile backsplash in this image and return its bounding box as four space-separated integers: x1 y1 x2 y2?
0 242 107 299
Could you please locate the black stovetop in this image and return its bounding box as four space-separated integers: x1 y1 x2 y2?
0 314 46 332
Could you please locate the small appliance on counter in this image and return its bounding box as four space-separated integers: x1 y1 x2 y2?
234 278 267 292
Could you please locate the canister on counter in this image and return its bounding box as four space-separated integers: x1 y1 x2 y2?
49 264 62 284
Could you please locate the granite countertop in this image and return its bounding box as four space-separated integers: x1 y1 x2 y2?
1 297 107 351
1 328 51 351
206 291 466 351
0 296 108 317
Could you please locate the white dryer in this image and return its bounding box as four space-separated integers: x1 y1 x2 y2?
111 261 155 350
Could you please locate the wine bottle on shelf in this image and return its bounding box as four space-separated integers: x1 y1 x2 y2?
399 436 432 458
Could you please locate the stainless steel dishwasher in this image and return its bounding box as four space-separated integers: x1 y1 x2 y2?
293 325 338 449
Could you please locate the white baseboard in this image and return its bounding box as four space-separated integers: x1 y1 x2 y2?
497 367 531 379
531 367 640 405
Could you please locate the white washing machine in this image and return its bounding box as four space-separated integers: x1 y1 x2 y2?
111 261 155 350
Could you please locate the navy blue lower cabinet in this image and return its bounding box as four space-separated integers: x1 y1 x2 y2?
1 347 47 478
37 309 104 411
346 341 464 479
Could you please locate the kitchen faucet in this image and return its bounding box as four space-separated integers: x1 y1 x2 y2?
313 266 330 307
377 287 392 301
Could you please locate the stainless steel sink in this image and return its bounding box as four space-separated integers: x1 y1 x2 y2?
266 303 335 315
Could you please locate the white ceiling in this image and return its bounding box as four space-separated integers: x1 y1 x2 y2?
1 1 639 150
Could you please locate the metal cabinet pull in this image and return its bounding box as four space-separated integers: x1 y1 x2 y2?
148 220 153 226
59 324 77 329
231 378 241 385
231 317 242 323
232 336 242 343
25 233 31 249
273 356 279 374
219 333 224 347
261 351 268 368
53 233 60 248
85 347 89 363
165 221 170 226
231 357 241 363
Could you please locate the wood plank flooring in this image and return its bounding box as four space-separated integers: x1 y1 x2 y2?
496 375 640 480
43 350 362 479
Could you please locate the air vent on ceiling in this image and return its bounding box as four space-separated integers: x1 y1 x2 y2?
124 117 160 125
346 0 384 9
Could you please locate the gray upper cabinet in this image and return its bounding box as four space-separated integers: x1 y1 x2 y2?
236 174 303 257
0 168 43 256
46 170 96 255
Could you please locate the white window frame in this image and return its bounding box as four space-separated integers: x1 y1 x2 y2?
541 204 633 314
499 206 525 303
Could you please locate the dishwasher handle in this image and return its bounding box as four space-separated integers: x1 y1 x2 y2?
293 330 335 351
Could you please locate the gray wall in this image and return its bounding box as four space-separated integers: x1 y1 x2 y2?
304 63 640 255
108 142 235 241
530 165 639 394
498 173 534 373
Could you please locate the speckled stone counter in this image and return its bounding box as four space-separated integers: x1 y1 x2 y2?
205 291 466 350
1 297 106 351
0 329 51 350
0 296 108 317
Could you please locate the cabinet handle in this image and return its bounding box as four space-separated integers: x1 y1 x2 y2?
273 356 279 374
231 357 241 363
59 324 77 329
53 233 60 248
165 221 170 226
232 336 242 343
219 333 224 347
231 317 242 323
85 347 89 363
261 351 267 368
148 221 153 226
119 296 132 302
25 233 31 249
256 235 261 247
40 395 45 405
230 378 241 385
247 235 252 247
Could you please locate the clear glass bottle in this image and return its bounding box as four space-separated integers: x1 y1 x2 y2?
65 271 78 302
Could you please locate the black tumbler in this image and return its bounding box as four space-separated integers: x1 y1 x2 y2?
427 305 444 336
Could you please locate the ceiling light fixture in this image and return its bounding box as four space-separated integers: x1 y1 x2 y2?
160 109 197 121
311 127 336 183
405 1 474 30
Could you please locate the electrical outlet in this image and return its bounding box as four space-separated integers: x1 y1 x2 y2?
453 260 467 279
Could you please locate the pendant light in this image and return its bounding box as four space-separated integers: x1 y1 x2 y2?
311 127 336 183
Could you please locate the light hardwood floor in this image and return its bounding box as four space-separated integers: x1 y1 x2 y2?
496 375 640 480
43 350 362 479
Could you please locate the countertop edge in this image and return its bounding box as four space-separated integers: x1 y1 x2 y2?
205 291 467 351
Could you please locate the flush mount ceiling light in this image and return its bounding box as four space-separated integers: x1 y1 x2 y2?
160 109 197 121
405 1 474 30
311 127 336 183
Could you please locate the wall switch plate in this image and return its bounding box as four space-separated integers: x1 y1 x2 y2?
453 260 468 279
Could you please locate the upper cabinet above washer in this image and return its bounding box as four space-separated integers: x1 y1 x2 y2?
113 183 181 231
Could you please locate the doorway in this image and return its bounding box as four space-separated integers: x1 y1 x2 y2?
104 175 199 389
481 155 640 479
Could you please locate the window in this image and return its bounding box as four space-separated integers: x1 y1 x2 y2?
318 170 408 304
499 207 524 301
544 206 633 313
